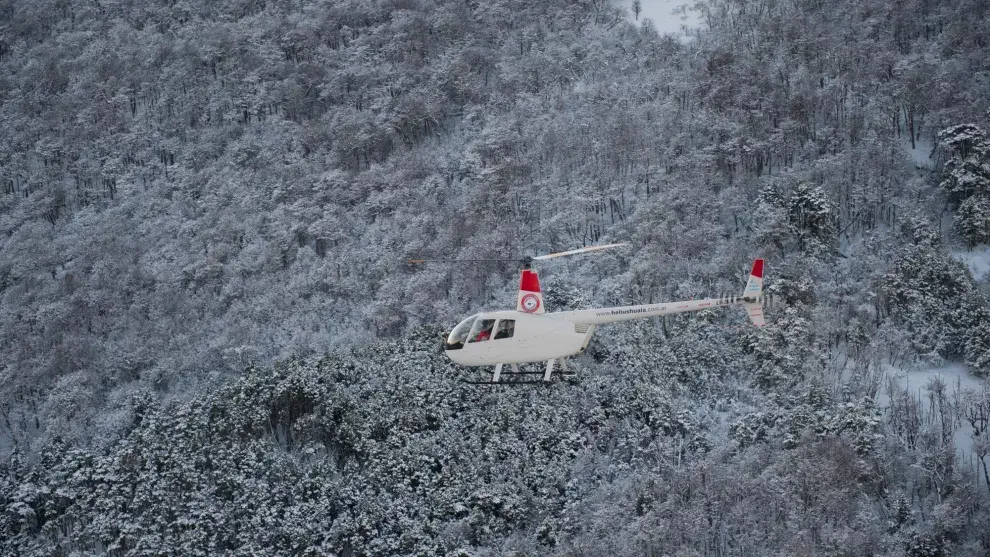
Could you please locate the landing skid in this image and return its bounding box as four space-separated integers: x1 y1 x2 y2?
464 378 574 385
464 371 576 385
463 360 576 385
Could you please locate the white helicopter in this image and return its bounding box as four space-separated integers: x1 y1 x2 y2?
410 243 766 384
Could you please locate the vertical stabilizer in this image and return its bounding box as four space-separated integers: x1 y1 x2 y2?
517 269 545 314
743 259 765 327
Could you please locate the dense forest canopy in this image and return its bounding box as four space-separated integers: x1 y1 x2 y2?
1 0 990 554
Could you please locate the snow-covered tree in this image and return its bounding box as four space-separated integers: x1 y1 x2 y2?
955 193 990 246
938 124 990 203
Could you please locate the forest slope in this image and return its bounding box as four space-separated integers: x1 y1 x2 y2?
2 0 990 554
1 0 988 439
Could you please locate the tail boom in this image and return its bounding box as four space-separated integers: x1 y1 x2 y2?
555 259 767 327
558 295 750 325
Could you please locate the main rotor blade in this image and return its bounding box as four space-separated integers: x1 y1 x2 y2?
407 258 525 264
532 242 629 261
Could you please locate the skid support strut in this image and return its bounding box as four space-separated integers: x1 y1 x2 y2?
463 361 574 385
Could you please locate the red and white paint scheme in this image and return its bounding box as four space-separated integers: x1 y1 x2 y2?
444 256 766 384
517 270 544 314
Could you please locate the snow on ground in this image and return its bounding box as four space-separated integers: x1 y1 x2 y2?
878 363 988 461
882 363 984 397
903 135 935 168
952 245 990 281
614 0 701 36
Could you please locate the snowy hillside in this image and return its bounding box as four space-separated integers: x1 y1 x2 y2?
2 0 990 555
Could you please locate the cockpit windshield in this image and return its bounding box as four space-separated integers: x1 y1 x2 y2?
445 314 479 351
467 319 496 343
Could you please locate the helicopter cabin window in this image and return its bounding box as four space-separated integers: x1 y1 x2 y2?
493 319 515 340
445 314 479 350
467 319 496 343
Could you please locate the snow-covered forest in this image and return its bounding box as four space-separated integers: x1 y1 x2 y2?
2 0 990 554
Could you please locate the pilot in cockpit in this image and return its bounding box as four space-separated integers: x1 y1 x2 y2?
493 319 514 340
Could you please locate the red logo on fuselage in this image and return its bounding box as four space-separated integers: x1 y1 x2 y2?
521 293 541 313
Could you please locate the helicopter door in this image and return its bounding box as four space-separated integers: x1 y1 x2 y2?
489 319 521 362
492 319 515 340
466 318 497 345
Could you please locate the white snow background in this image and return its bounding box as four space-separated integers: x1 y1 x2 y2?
614 0 701 36
952 245 990 282
879 364 989 465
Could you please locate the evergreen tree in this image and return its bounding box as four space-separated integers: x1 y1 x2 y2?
938 124 990 204
955 193 990 246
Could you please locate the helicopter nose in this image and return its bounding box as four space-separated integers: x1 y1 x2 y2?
444 347 468 365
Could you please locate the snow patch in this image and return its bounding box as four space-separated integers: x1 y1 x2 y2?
951 245 990 281
614 0 700 36
879 364 988 460
881 363 984 398
903 136 935 168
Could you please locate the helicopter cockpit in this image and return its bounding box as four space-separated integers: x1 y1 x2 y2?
445 314 479 350
445 314 517 351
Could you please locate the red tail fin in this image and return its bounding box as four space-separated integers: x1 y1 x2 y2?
517 269 545 313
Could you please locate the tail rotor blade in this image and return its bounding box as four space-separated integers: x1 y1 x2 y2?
532 242 629 261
